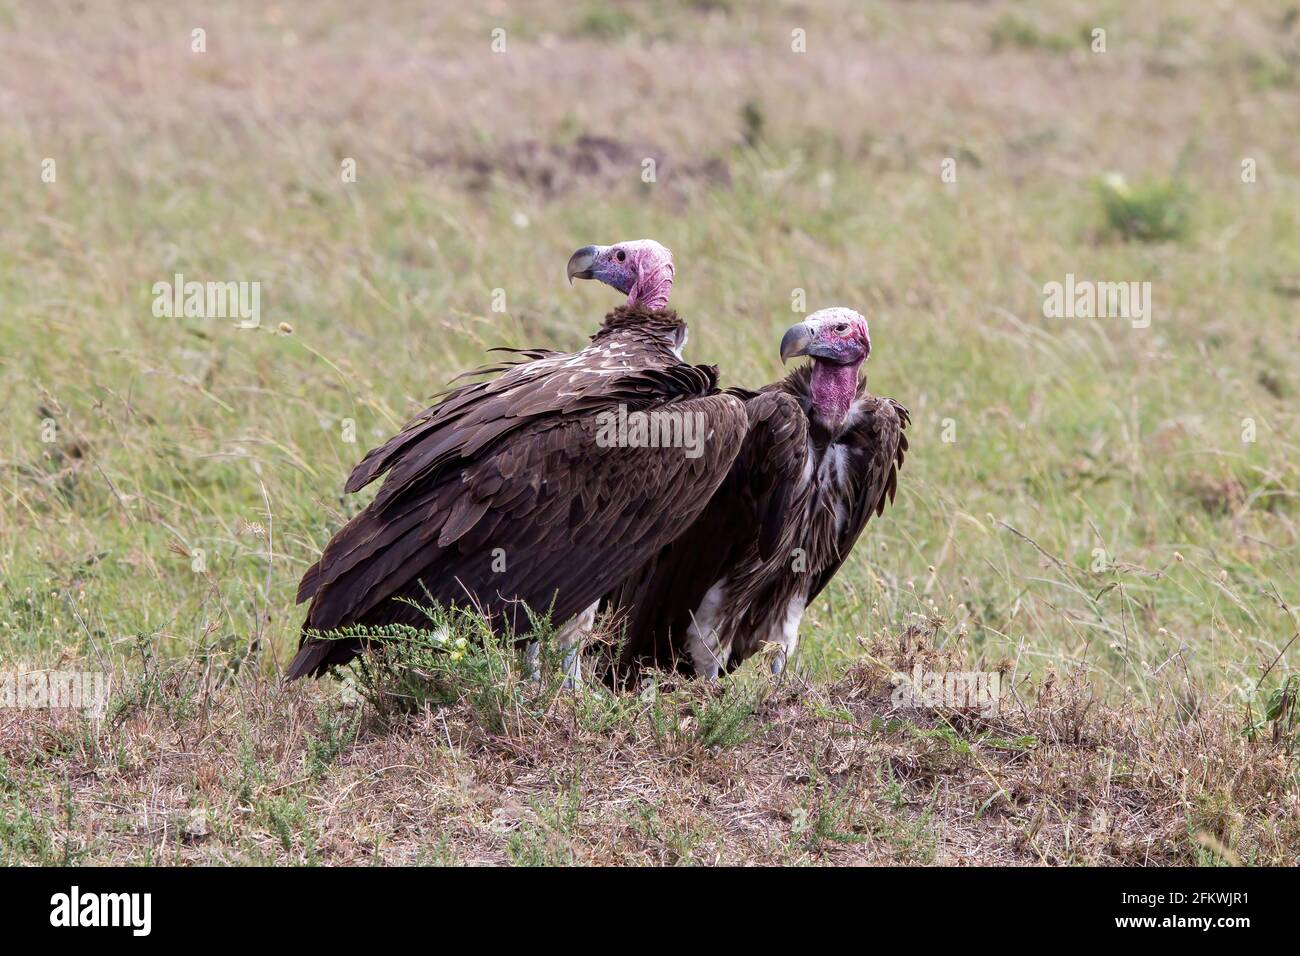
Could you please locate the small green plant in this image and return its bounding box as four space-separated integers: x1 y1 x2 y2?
0 793 58 865
0 770 86 865
1244 674 1298 754
630 803 708 865
336 601 569 733
574 687 641 734
1096 173 1190 242
694 683 760 749
740 100 765 147
982 734 1038 752
236 736 265 807
794 779 870 854
1243 51 1297 91
261 794 313 859
505 776 582 866
305 705 360 781
880 793 940 864
575 6 637 40
989 14 1071 52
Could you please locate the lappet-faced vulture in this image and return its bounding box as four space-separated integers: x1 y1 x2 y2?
285 240 748 681
604 307 909 682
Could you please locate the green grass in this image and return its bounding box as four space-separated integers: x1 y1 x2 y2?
0 0 1297 723
1095 173 1191 242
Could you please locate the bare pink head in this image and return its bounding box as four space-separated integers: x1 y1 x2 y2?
779 307 872 427
566 239 675 311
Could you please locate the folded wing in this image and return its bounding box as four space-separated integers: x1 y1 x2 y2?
288 316 748 680
604 388 811 678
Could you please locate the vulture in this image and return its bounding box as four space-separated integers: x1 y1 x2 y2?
285 239 749 681
604 307 909 682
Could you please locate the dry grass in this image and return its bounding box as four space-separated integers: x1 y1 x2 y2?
3 630 1295 865
2 0 1299 864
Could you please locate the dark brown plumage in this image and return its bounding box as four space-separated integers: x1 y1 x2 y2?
286 306 748 680
604 320 909 683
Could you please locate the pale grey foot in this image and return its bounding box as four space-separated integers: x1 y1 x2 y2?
556 602 597 691
770 649 788 676
524 639 581 687
561 646 582 690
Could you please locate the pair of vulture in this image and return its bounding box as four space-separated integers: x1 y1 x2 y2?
285 239 908 685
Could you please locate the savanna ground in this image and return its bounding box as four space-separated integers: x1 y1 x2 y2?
0 0 1297 865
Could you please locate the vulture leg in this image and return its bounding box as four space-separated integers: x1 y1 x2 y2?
557 602 597 689
694 653 721 681
523 641 542 682
770 594 806 676
683 583 727 680
562 652 581 687
523 602 596 687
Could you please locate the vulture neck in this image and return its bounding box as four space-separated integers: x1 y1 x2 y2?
808 360 863 435
594 306 688 354
627 262 674 312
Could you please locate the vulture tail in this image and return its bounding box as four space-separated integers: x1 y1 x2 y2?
283 634 362 682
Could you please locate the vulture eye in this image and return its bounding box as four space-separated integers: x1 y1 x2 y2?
616 250 627 262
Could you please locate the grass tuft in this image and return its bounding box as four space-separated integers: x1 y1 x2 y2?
1095 173 1191 242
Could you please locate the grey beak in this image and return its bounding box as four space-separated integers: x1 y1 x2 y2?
780 322 814 363
566 245 604 284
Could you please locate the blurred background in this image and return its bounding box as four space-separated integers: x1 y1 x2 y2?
1 0 1297 712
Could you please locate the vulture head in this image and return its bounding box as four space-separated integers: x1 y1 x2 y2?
567 239 675 311
779 307 872 428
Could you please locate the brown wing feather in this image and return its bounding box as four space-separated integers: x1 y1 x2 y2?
605 389 810 679
607 380 910 682
806 397 909 604
288 377 747 679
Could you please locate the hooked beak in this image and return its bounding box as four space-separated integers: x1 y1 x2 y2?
780 322 814 363
566 245 606 285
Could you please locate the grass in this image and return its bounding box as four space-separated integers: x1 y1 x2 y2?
1 0 1298 864
1095 173 1191 242
2 627 1294 864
